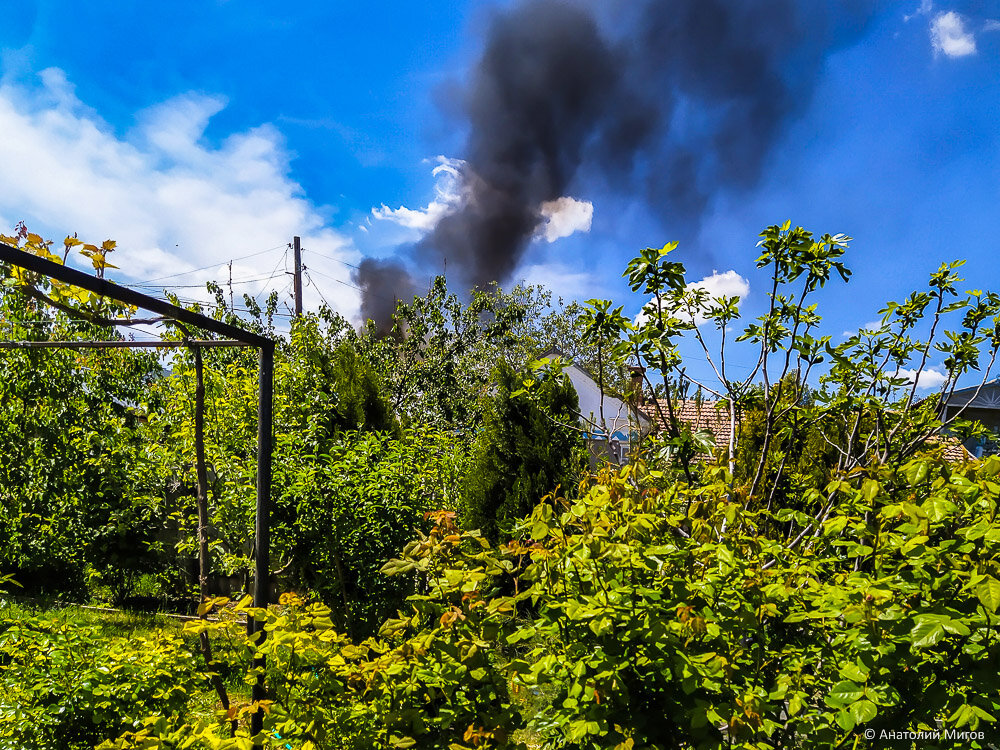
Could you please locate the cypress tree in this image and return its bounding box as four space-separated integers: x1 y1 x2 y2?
461 361 585 542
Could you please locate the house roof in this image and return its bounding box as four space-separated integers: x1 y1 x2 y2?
942 379 1000 410
542 348 651 433
925 434 974 462
641 399 974 463
641 399 733 451
538 345 597 381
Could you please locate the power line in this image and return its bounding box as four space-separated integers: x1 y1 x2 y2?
275 279 294 303
303 265 365 293
132 273 283 290
303 270 334 311
302 246 363 272
249 249 292 307
134 243 288 284
110 248 292 320
163 293 296 318
303 264 409 308
301 245 408 305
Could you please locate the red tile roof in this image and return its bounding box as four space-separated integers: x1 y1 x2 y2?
925 434 974 463
640 399 734 454
641 399 974 464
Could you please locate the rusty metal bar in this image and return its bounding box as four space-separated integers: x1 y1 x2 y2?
250 342 274 740
0 242 271 347
0 339 245 349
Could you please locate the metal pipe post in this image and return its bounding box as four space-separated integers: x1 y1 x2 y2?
250 342 274 740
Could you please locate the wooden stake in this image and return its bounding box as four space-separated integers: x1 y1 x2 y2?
193 344 235 734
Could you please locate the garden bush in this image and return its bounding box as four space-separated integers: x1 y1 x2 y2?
0 610 208 750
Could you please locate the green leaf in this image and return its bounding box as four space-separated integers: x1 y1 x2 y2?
976 576 1000 613
904 461 929 485
925 496 958 522
531 521 550 539
788 694 803 717
950 704 976 728
827 681 864 707
822 516 849 536
850 699 877 725
910 620 946 648
861 479 881 503
839 663 869 683
972 706 997 723
836 709 855 732
941 618 971 636
588 617 612 636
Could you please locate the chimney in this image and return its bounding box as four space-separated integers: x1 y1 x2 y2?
629 366 646 407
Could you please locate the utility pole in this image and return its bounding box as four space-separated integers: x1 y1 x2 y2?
292 235 302 317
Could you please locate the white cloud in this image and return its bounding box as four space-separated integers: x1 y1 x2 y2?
690 269 750 302
371 156 466 233
984 19 1000 32
372 159 593 246
517 260 597 302
896 366 948 390
930 11 977 57
537 196 593 242
635 269 750 327
842 319 885 337
905 0 933 23
0 67 360 318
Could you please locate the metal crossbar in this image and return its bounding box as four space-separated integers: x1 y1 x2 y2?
0 339 245 349
0 242 271 347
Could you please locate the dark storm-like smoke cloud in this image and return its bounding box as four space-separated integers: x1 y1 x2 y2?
355 258 418 336
418 0 649 289
355 0 876 328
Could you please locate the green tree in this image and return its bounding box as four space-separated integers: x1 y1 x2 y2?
138 309 398 596
0 228 163 598
461 361 585 542
361 276 615 433
282 316 394 438
732 371 846 509
279 427 467 638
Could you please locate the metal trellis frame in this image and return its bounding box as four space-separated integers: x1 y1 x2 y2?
0 241 274 739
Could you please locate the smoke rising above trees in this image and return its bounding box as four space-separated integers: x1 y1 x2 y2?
355 0 876 330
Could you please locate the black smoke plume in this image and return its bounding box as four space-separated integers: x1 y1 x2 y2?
356 0 876 330
355 258 418 337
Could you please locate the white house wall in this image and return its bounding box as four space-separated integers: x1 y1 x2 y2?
562 362 647 440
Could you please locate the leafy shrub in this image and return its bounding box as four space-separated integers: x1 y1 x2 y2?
278 427 469 637
106 452 1000 749
491 458 1000 748
253 569 519 750
0 612 207 750
104 515 523 750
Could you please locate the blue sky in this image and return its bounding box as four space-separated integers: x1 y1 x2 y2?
1 0 999 388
